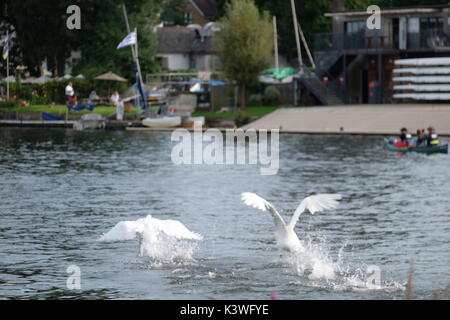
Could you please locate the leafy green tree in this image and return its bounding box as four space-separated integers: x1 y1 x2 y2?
71 0 163 80
161 0 189 25
1 0 161 79
214 0 273 115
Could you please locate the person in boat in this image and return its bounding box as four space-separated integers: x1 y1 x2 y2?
412 129 426 147
395 128 411 148
426 126 440 146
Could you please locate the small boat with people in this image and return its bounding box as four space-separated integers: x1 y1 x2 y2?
385 126 448 154
384 142 448 154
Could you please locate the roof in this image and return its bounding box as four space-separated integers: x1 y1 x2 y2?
325 4 450 17
189 0 218 18
94 71 127 82
156 27 215 54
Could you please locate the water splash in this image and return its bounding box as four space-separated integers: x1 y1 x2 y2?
282 235 405 293
99 215 202 263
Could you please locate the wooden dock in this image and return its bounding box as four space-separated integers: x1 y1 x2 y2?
0 119 76 128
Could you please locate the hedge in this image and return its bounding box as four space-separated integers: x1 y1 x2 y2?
1 79 128 105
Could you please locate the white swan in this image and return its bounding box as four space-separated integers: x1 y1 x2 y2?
100 215 202 242
100 215 203 259
241 192 341 252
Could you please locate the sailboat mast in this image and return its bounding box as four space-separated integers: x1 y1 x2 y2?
6 30 9 100
122 4 136 59
273 16 279 69
122 3 146 108
290 0 303 73
297 23 316 69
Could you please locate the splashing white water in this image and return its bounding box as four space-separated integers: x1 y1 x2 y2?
283 235 339 280
282 236 405 293
99 215 202 262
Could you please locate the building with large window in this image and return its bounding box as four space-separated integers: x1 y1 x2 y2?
314 3 450 104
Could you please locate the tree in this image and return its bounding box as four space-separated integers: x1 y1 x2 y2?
161 0 189 26
1 0 162 79
214 0 273 116
72 0 162 80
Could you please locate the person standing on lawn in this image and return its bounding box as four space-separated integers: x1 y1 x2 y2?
65 82 75 103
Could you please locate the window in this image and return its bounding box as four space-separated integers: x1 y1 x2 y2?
420 17 444 31
345 21 365 34
184 12 192 25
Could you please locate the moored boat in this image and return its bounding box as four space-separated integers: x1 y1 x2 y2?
142 116 182 128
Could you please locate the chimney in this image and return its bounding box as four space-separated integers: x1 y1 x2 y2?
332 0 344 12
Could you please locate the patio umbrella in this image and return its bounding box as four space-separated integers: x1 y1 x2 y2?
94 72 128 96
94 71 127 82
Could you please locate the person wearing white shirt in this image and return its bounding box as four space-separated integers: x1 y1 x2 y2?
110 91 120 106
65 82 74 102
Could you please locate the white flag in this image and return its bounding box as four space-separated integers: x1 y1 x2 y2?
117 31 137 49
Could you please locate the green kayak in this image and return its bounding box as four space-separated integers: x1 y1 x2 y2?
384 143 448 154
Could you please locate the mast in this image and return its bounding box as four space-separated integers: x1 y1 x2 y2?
297 23 316 69
290 0 303 73
273 16 279 69
122 3 146 108
6 30 9 100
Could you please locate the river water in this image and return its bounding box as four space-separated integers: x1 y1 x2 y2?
0 127 449 300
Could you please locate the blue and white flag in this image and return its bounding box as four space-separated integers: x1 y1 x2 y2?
117 31 137 49
2 36 11 60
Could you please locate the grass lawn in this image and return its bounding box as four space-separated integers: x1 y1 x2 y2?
192 105 280 118
3 104 286 119
3 104 142 117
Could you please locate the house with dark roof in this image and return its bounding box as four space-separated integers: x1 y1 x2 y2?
314 1 450 104
185 0 218 25
155 24 220 71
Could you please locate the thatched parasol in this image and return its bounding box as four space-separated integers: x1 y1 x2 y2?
94 72 127 96
94 71 127 82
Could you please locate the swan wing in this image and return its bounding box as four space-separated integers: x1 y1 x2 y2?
99 215 203 241
241 192 286 229
288 194 342 229
150 218 203 240
99 219 144 241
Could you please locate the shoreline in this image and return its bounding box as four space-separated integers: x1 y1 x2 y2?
2 104 450 136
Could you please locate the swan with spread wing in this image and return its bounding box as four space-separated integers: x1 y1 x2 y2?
241 193 342 252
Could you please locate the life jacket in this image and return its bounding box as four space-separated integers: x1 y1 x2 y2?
429 133 439 146
395 141 407 148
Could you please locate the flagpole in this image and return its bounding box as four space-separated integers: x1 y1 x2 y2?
290 0 303 73
122 3 146 108
122 3 136 59
133 28 146 107
6 30 9 100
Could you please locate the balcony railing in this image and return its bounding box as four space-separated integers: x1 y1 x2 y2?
314 29 450 52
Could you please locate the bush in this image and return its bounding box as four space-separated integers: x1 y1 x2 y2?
248 94 263 106
2 79 128 105
0 100 19 108
263 85 281 105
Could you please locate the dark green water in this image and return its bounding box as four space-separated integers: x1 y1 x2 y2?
0 128 449 299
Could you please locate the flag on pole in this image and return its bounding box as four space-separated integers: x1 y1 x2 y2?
117 31 137 49
2 36 11 60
